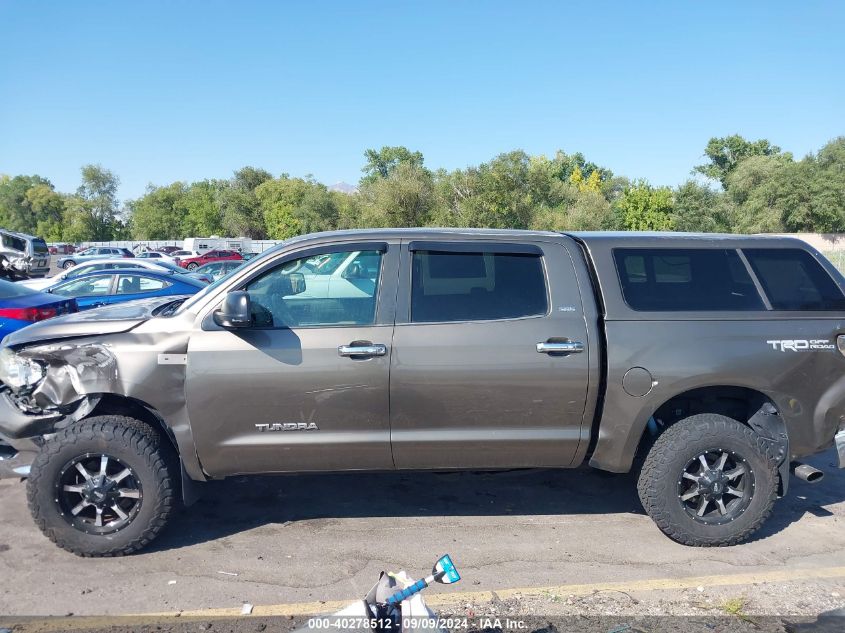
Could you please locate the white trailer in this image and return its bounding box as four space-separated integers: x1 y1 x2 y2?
183 236 253 254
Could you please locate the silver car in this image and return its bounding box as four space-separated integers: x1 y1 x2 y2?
20 258 213 290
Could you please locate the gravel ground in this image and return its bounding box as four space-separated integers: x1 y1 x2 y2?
4 583 845 633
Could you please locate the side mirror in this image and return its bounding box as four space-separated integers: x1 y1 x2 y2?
213 291 252 328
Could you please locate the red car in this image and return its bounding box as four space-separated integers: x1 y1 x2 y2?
178 249 243 270
48 243 76 255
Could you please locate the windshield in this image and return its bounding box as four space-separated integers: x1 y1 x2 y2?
176 244 284 313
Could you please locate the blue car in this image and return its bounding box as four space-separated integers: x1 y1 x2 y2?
45 268 205 310
0 279 77 337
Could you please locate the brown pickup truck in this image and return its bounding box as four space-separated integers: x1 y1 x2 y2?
1 229 844 556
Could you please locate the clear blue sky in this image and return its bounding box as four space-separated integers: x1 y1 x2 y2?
1 1 843 202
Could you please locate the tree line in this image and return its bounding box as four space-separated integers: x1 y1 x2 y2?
2 135 844 243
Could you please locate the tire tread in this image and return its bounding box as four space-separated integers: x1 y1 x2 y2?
637 414 779 547
26 415 176 557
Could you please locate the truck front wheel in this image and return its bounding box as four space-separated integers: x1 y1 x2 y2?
27 416 177 557
637 414 778 546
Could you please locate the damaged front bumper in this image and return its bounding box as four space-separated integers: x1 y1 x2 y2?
0 389 97 479
0 342 115 441
0 390 62 439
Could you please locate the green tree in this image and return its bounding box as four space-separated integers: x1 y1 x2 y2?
0 174 65 236
725 138 845 233
724 154 793 232
356 162 437 228
361 146 425 185
128 182 188 239
530 188 614 231
256 176 339 239
220 167 272 238
434 151 536 229
672 180 735 233
695 135 784 188
550 150 613 187
183 180 226 237
616 180 675 231
63 165 122 241
27 184 66 240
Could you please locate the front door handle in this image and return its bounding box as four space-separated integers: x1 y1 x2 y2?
536 341 584 354
338 343 387 358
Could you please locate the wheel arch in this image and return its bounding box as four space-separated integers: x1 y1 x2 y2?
87 394 179 453
590 384 790 493
83 394 204 504
638 385 790 495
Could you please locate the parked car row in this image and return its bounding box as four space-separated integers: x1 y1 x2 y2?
0 268 207 336
20 258 214 290
0 242 259 336
46 268 207 310
59 247 248 270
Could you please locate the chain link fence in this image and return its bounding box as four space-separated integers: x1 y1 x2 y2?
822 251 845 275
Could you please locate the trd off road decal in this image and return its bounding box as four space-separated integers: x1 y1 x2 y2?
766 339 835 352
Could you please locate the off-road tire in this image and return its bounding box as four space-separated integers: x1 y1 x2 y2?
637 414 778 547
27 416 177 557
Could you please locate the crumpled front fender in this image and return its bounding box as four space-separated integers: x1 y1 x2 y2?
15 343 118 411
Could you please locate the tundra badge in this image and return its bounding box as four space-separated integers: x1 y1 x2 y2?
256 422 319 432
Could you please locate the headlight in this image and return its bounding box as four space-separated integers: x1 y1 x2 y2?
0 348 44 390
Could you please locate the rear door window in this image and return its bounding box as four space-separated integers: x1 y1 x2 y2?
410 249 548 322
116 275 170 294
743 248 845 311
614 249 765 311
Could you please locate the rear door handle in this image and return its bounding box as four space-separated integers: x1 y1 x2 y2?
536 341 584 354
338 343 387 358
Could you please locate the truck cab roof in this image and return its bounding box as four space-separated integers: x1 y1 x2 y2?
568 231 809 249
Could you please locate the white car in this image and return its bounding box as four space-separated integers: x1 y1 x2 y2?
171 250 201 259
135 251 179 264
19 259 212 290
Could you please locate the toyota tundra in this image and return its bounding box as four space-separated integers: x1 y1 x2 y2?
1 229 844 556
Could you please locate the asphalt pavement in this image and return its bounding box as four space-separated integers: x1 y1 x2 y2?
0 449 844 623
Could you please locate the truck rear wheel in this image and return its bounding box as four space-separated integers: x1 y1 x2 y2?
27 416 177 557
637 414 778 546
